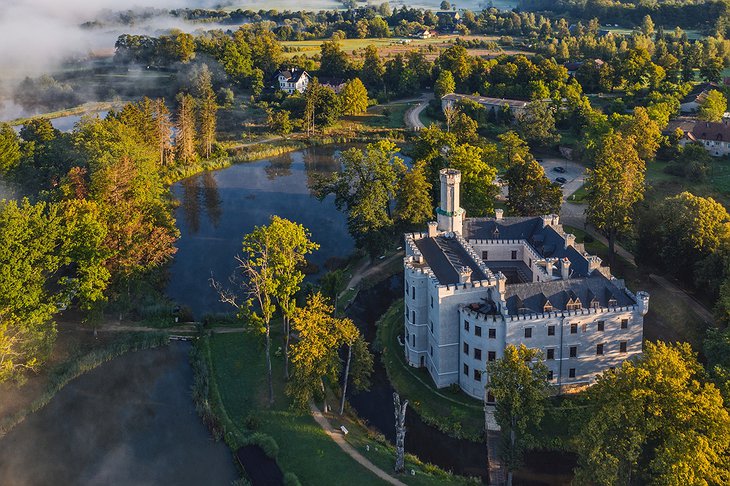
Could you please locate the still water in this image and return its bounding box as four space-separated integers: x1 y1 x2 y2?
166 146 354 316
0 343 238 486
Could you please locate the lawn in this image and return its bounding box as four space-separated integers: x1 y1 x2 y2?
207 330 476 485
377 299 485 442
645 159 730 207
342 102 412 130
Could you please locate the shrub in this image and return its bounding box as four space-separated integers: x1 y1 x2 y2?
248 432 279 458
243 412 261 431
283 472 301 486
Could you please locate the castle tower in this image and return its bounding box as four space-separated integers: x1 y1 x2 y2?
436 168 464 234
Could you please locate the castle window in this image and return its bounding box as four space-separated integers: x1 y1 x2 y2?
570 323 577 334
608 298 618 307
543 301 554 312
489 328 496 339
475 326 482 337
548 370 554 380
547 348 555 360
474 369 482 381
596 343 604 355
463 363 469 375
621 318 628 329
412 311 416 323
464 320 470 332
430 345 433 356
511 250 517 260
412 335 415 347
412 287 415 299
430 321 433 333
620 341 627 353
463 342 469 355
431 296 434 308
591 299 600 309
548 325 555 336
569 368 576 378
567 299 582 310
488 351 496 361
597 321 605 332
482 250 488 260
474 348 482 360
524 328 532 338
569 346 577 358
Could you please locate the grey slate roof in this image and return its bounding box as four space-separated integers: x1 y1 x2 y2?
504 275 635 315
464 217 591 277
415 236 488 285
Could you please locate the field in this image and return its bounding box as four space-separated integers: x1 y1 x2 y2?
645 158 730 207
283 35 528 61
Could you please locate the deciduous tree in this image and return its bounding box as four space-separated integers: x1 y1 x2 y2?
338 78 369 115
505 158 562 216
698 89 727 122
395 160 433 226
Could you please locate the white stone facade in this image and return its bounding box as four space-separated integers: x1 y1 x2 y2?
403 169 648 401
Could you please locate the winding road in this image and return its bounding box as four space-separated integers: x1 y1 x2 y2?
404 94 433 130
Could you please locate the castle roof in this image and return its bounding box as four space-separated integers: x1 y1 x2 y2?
464 217 592 277
504 275 635 315
414 235 488 285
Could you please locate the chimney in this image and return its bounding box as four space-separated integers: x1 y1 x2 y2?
561 257 571 280
495 208 504 220
427 221 438 238
587 255 602 272
458 266 472 284
564 233 576 249
543 258 556 277
495 271 507 295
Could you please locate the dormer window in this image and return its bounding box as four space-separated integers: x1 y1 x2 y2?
591 299 600 309
608 298 617 307
543 300 554 312
566 298 582 311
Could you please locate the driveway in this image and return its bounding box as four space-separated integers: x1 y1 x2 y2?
498 155 586 201
404 93 433 130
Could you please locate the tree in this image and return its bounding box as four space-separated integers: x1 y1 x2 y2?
440 0 450 9
574 342 730 486
517 101 560 147
304 79 340 134
319 40 350 78
267 217 319 379
497 131 531 169
338 78 369 115
287 292 358 409
698 89 727 122
640 15 655 37
442 104 458 133
0 199 66 383
315 140 405 253
704 327 730 402
448 144 499 217
339 332 373 415
618 107 661 161
434 70 456 100
194 66 218 159
360 45 384 91
505 159 562 216
267 110 292 135
0 123 21 174
175 92 197 165
211 220 280 405
152 99 174 166
452 112 479 144
585 133 645 264
487 345 549 483
395 160 433 226
393 392 409 474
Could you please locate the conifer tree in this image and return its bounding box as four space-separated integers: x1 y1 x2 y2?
175 92 196 165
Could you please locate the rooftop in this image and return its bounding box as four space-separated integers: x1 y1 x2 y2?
414 235 488 285
441 93 529 109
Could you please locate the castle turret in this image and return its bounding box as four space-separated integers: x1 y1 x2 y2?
637 291 650 315
436 168 464 234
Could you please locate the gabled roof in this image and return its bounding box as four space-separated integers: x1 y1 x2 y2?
504 275 635 315
414 235 488 285
442 93 529 109
689 121 730 142
274 69 309 83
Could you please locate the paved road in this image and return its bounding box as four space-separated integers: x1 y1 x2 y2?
309 403 407 486
404 94 433 130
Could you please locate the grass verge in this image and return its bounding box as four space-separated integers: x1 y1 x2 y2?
377 299 485 442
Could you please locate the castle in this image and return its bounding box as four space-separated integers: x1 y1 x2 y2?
403 169 649 401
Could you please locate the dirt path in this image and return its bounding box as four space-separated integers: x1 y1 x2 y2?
339 252 404 301
309 403 407 486
404 94 433 130
649 274 714 324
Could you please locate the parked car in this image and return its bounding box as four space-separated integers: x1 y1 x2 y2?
555 177 567 184
553 166 566 173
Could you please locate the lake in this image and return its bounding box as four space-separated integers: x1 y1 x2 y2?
0 342 238 486
166 146 355 317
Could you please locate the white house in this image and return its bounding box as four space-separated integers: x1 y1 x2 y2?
272 69 310 94
676 119 730 157
403 169 648 401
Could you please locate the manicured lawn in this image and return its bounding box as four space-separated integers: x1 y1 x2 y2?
208 330 477 484
567 184 587 203
377 300 485 442
645 159 730 207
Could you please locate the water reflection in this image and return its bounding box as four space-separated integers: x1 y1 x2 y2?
167 146 355 316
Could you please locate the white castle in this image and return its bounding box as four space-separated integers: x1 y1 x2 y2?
403 169 649 401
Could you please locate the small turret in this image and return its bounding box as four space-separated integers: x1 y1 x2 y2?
458 266 472 284
436 168 465 234
636 291 650 315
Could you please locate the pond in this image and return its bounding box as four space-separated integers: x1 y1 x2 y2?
0 342 238 486
166 146 355 317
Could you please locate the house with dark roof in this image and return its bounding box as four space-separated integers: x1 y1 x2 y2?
680 82 720 114
272 68 310 94
671 119 730 157
441 93 530 120
403 169 649 401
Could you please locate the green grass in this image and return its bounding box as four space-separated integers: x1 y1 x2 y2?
343 102 411 130
208 330 475 484
377 300 485 442
645 159 730 207
567 184 587 203
8 101 126 126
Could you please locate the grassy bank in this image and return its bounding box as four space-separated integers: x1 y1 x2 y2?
201 329 477 485
8 101 126 126
0 332 168 439
377 299 485 442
